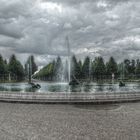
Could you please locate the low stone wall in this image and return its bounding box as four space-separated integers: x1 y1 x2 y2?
0 91 140 104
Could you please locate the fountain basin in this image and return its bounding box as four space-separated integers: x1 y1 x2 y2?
0 82 139 103
0 91 139 104
0 82 139 93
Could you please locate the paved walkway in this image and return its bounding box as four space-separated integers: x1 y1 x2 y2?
0 102 139 140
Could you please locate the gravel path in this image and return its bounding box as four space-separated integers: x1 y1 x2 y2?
0 102 139 140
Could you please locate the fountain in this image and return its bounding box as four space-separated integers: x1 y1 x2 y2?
0 55 139 93
66 36 71 83
28 56 41 89
66 36 80 85
0 37 139 94
119 62 125 87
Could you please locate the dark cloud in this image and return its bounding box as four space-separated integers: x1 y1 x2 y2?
0 23 23 39
0 0 140 66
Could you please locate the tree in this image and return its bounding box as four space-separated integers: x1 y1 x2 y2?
25 55 38 75
4 59 7 65
4 59 8 75
35 62 55 81
30 55 38 74
123 59 136 78
130 59 136 75
8 54 25 81
106 57 118 78
82 56 90 80
123 59 130 77
71 55 81 80
0 55 6 75
135 59 140 78
0 55 8 81
78 60 82 79
53 56 63 81
78 60 82 69
64 60 69 82
93 57 106 79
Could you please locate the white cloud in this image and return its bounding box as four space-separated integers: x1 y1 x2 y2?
39 1 63 14
97 1 108 8
113 36 140 45
0 0 140 66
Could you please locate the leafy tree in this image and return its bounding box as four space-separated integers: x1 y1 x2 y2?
78 60 83 79
24 63 28 76
82 56 90 80
8 54 25 81
93 57 106 79
130 59 136 75
78 60 82 69
118 62 125 80
123 59 136 78
4 59 8 75
4 59 7 65
53 56 63 81
135 59 140 78
123 59 130 77
71 55 81 80
25 55 38 75
30 55 38 74
34 62 55 81
33 56 140 82
0 55 6 75
106 57 118 78
34 57 64 82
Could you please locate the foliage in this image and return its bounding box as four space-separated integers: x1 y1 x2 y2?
34 56 140 82
135 59 140 78
0 55 7 75
34 57 64 81
124 59 136 77
71 55 81 80
34 62 55 81
25 55 38 75
106 57 118 78
8 54 25 81
82 56 90 79
93 57 106 79
53 56 63 81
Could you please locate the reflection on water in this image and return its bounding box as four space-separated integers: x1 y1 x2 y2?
0 82 140 93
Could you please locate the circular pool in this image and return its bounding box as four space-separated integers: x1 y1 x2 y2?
0 82 140 93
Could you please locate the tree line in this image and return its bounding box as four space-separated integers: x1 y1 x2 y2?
34 56 63 81
34 56 140 82
1 54 140 82
0 54 37 82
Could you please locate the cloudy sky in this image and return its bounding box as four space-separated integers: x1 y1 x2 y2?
0 0 140 66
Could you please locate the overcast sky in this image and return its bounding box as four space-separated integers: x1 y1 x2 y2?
0 0 140 66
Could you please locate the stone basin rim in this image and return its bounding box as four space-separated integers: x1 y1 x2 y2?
0 91 139 104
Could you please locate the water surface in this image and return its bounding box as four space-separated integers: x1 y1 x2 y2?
0 82 140 93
